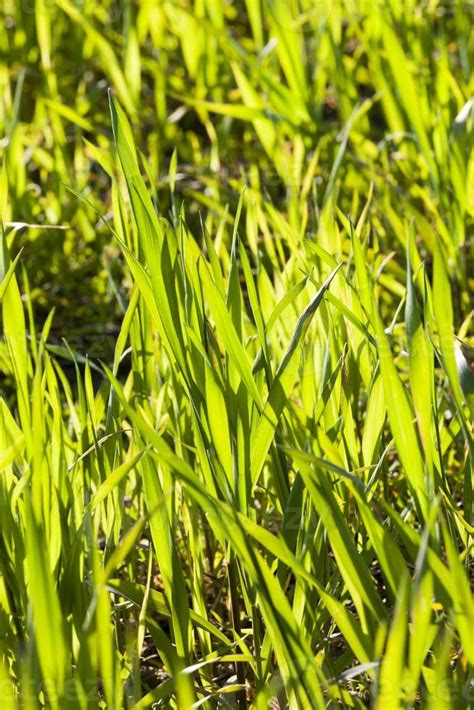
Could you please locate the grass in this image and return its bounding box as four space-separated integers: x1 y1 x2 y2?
0 1 473 707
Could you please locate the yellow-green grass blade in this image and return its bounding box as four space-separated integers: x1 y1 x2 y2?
251 264 342 484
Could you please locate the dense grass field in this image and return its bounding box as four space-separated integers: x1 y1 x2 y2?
1 1 474 707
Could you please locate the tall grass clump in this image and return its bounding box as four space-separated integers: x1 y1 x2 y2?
0 1 473 707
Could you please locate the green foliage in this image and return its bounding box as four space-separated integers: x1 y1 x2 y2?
0 1 473 708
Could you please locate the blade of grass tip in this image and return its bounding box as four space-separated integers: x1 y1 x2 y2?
240 239 270 371
323 289 377 347
109 95 189 380
86 448 149 513
251 263 342 485
0 247 23 301
265 274 309 335
201 214 226 295
199 259 262 409
226 193 244 340
105 284 140 433
169 147 178 223
0 224 30 432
